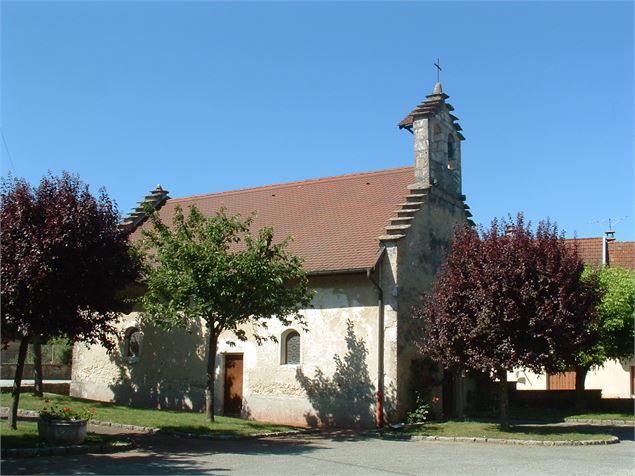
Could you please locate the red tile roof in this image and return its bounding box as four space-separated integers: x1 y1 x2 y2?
569 237 635 269
132 167 416 273
128 167 634 275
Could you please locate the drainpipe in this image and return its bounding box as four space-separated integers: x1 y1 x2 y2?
367 246 386 428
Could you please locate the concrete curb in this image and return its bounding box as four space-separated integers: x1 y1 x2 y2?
565 418 634 427
462 416 635 427
90 419 159 433
1 440 134 459
0 408 40 418
376 432 620 446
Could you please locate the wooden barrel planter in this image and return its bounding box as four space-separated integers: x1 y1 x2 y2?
38 419 87 445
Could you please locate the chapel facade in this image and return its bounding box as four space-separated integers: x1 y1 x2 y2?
70 82 471 427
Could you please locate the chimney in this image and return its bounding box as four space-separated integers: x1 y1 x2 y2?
602 229 616 266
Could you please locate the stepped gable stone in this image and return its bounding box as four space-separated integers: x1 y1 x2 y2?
121 185 170 231
378 188 430 243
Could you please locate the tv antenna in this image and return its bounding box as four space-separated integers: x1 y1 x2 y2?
590 216 628 232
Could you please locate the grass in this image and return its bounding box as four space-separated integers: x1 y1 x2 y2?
0 420 124 449
395 421 615 441
1 392 299 436
500 407 635 422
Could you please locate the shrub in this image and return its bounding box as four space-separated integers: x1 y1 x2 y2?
407 393 430 424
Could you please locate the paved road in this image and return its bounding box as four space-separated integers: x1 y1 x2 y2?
2 428 634 476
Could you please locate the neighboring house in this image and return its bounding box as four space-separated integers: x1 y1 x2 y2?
70 82 472 427
510 235 635 398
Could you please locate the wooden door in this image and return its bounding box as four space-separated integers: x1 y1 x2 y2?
547 371 576 390
223 354 243 416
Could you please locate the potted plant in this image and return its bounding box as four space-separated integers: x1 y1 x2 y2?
38 403 96 445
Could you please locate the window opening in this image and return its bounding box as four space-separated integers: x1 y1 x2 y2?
123 327 142 362
284 331 301 365
447 135 457 170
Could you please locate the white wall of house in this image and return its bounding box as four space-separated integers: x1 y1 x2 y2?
509 359 634 398
585 360 633 398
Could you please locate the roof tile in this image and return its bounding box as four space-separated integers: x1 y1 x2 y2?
132 167 415 273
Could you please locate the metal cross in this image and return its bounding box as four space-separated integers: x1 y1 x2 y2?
434 58 442 82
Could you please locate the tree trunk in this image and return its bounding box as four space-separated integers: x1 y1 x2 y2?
498 369 510 431
32 335 44 397
574 365 589 412
9 336 30 430
454 370 465 420
205 331 218 423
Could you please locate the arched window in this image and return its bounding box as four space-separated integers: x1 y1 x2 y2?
123 326 143 363
282 330 301 365
447 135 457 170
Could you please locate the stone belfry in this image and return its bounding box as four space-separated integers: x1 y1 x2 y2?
398 82 465 197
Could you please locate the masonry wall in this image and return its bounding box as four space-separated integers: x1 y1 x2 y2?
71 273 397 428
394 187 467 418
71 311 209 410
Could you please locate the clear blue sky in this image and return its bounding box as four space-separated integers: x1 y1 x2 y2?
2 1 633 239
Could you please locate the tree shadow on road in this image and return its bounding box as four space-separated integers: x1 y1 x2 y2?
1 433 329 475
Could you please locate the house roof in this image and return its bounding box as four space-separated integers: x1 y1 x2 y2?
130 167 416 273
572 237 635 269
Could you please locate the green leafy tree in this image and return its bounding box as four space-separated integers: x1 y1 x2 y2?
575 266 635 406
139 204 313 422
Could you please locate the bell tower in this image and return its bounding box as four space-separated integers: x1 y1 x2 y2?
398 82 465 197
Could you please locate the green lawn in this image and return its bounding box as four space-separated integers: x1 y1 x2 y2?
564 412 634 422
0 420 124 449
1 393 299 436
394 421 615 441
503 407 634 422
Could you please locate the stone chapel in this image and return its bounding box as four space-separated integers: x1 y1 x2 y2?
71 82 472 427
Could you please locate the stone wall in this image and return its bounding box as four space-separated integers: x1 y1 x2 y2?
1 364 71 380
71 273 397 428
71 311 209 410
393 187 467 417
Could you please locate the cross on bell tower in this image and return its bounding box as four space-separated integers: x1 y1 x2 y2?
434 58 442 83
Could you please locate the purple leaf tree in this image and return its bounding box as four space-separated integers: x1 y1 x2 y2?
414 214 600 430
1 173 139 429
